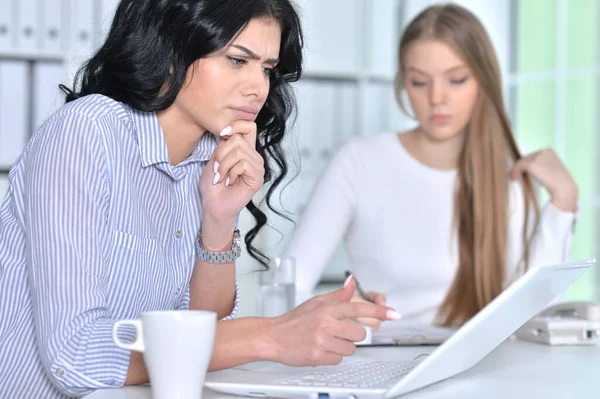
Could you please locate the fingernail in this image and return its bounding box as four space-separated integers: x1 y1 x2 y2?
386 310 402 320
225 176 230 187
213 161 219 174
343 274 353 288
219 126 232 136
212 171 220 185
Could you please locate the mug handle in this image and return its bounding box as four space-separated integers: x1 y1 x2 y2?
112 320 145 352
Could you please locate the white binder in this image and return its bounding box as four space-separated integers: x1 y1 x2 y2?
301 0 361 76
311 82 336 174
67 0 96 55
0 60 30 168
33 61 65 132
65 0 96 83
364 82 393 135
98 0 120 43
0 0 14 51
16 0 40 51
293 80 317 175
367 0 402 80
334 82 357 147
40 0 64 53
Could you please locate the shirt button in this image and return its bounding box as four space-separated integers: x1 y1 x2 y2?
175 287 180 296
175 230 182 239
55 368 65 376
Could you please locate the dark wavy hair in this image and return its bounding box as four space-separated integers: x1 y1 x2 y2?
60 0 303 267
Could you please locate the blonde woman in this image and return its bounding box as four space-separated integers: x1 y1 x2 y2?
285 4 578 329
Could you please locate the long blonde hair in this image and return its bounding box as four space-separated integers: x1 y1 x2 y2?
394 4 540 326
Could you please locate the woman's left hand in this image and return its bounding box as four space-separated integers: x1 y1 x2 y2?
199 121 265 244
511 148 579 212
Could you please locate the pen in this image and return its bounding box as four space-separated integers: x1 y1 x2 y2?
345 271 374 303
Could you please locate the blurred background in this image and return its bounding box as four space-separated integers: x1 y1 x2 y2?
0 0 598 317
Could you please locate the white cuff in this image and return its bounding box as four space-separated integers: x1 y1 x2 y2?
543 201 578 236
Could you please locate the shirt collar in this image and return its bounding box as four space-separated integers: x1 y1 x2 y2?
129 107 170 167
128 106 219 167
189 133 219 164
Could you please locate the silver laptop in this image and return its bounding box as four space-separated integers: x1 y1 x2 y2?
205 258 596 399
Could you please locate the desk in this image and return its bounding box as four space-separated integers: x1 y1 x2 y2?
87 338 600 398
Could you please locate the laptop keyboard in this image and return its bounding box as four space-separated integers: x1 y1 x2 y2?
275 359 420 388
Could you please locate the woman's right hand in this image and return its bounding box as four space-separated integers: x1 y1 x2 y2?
265 276 401 367
350 291 388 331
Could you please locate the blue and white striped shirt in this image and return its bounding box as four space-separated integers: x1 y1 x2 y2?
0 94 239 398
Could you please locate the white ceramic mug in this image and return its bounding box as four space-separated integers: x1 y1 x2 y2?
112 310 217 399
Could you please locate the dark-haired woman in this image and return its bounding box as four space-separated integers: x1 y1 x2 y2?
0 1 399 397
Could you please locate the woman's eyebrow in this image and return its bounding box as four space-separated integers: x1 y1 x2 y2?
230 44 280 65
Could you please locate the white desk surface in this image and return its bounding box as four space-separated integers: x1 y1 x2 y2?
87 338 600 399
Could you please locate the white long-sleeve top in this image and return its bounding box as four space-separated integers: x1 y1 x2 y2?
285 132 576 324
